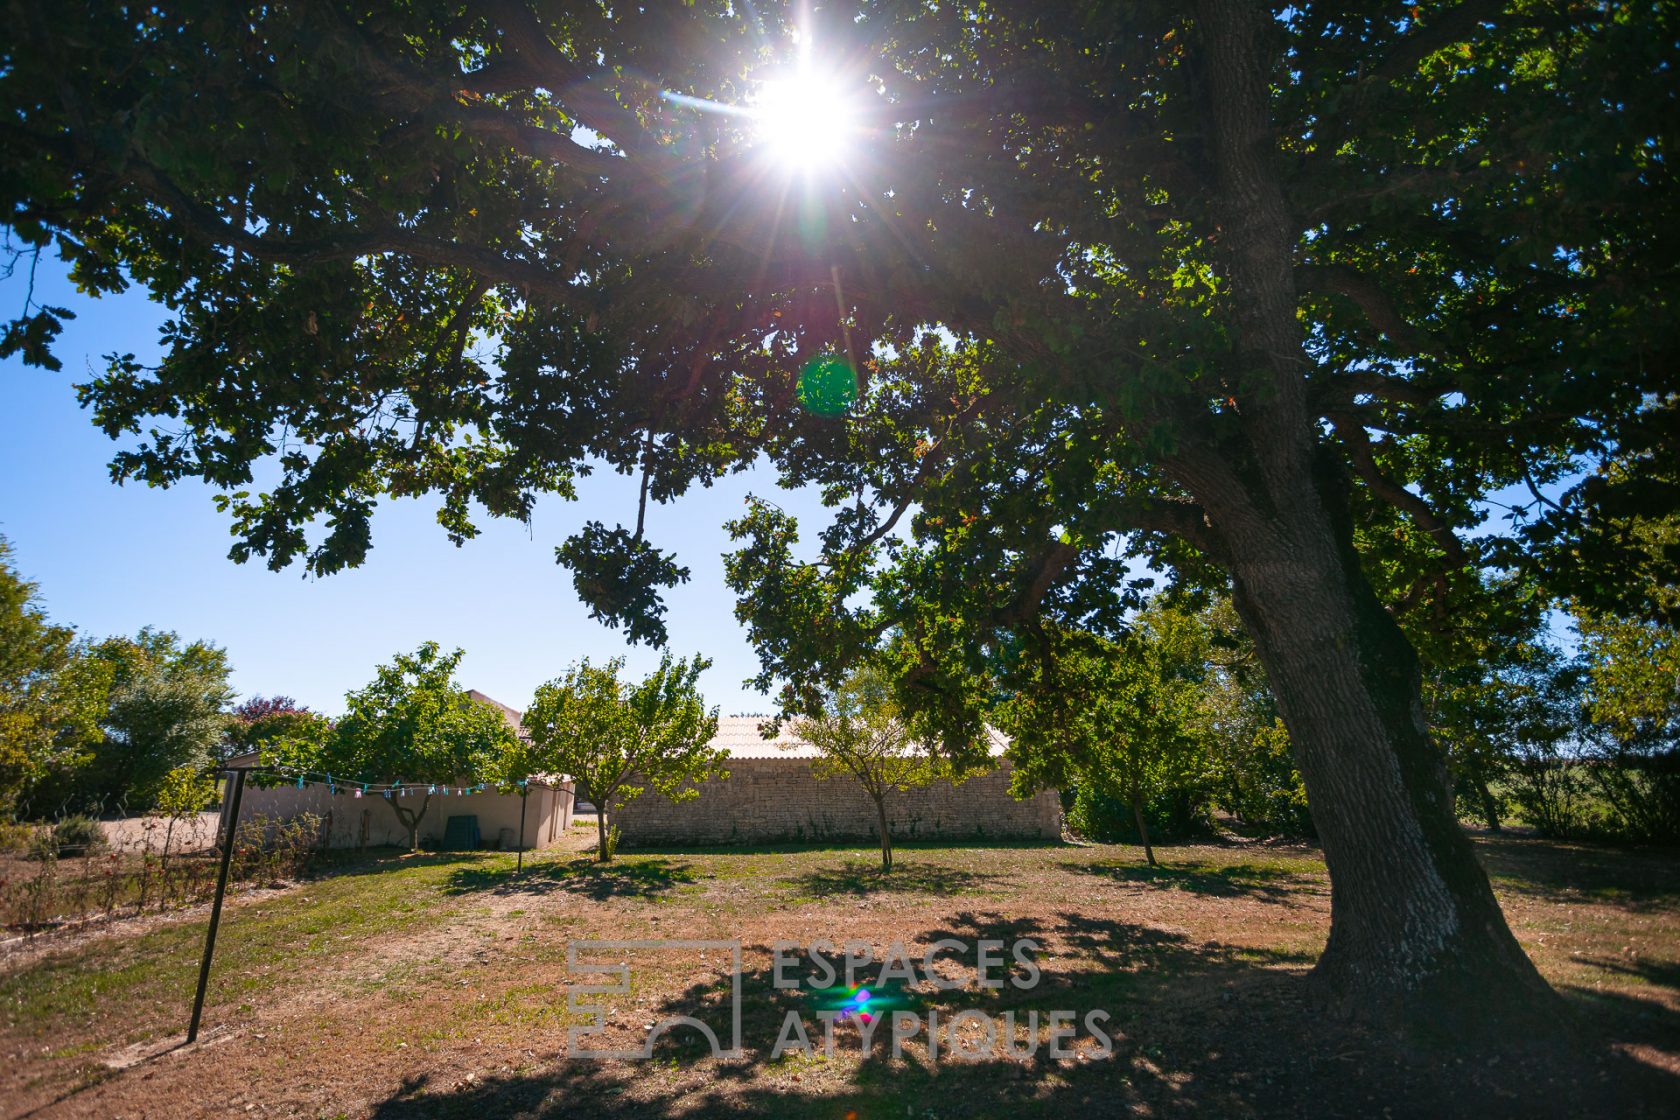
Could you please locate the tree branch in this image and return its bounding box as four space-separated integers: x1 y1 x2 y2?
1001 541 1081 625
1314 368 1456 408
1369 0 1509 84
1329 413 1468 567
1095 495 1221 558
106 157 596 312
1296 264 1433 354
468 0 651 151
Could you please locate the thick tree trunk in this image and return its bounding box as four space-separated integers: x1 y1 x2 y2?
1180 0 1557 1029
1129 792 1157 868
1218 488 1554 1024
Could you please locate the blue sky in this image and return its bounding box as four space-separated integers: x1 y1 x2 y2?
0 255 830 717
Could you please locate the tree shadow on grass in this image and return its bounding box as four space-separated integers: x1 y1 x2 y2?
614 837 1065 863
443 856 699 901
781 860 1009 899
1067 858 1324 907
291 846 504 883
1474 832 1680 912
1572 954 1680 992
359 917 1680 1120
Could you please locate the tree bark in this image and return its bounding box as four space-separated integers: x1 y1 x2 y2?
1129 791 1157 868
1212 476 1554 1024
1472 773 1503 833
1180 0 1557 1028
384 794 430 852
873 796 893 873
596 804 612 863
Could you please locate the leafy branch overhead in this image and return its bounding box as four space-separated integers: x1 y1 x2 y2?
5 2 1671 638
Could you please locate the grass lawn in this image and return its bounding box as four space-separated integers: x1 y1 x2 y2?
1 831 1677 1118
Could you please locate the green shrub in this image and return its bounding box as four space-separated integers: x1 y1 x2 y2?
1507 752 1619 841
28 814 108 860
1213 718 1315 837
1066 783 1213 845
1588 753 1680 845
0 820 37 854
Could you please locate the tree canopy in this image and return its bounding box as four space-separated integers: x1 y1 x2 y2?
0 536 108 814
276 642 519 850
4 0 1675 1022
76 628 233 813
1002 622 1210 867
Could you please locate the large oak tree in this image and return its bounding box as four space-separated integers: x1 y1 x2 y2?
4 1 1675 1025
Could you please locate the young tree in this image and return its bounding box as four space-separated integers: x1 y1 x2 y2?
1424 636 1568 834
1189 599 1311 838
9 2 1676 1023
795 664 948 872
0 536 109 816
1003 629 1209 867
518 654 721 863
1573 542 1680 843
295 643 517 851
151 762 218 856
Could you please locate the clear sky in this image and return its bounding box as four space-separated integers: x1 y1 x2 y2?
0 255 831 717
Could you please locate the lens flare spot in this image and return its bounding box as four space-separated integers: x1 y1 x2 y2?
798 354 857 417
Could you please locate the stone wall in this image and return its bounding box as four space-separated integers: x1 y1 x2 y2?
610 758 1061 845
224 781 574 850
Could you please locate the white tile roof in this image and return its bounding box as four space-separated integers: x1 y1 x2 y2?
464 698 1010 761
709 715 1009 759
712 716 824 758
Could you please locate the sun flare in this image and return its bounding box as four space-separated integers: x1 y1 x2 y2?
754 72 855 173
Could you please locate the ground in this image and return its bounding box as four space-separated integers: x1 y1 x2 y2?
2 827 1677 1119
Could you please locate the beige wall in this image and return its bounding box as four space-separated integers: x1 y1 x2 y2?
225 779 573 850
610 758 1061 845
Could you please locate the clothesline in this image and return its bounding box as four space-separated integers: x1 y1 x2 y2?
226 763 529 800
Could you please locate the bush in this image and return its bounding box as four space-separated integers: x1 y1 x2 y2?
1066 783 1213 845
1507 751 1619 841
1587 750 1680 845
0 821 37 854
1212 718 1315 837
28 815 108 860
230 814 322 886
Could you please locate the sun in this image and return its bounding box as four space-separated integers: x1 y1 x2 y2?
754 71 855 173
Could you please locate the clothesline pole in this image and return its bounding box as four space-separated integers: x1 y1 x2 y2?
188 765 246 1043
517 785 529 874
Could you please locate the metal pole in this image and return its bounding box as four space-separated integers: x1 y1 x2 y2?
516 784 528 874
189 766 245 1043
